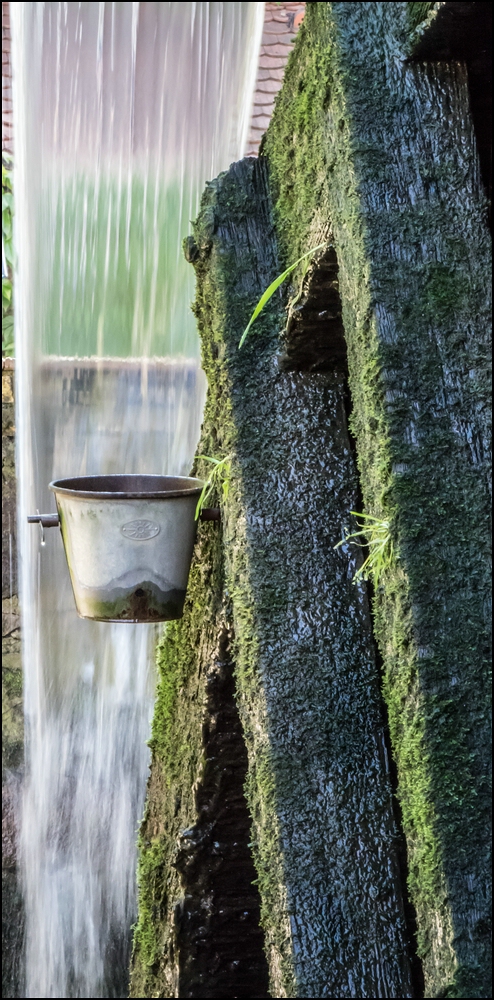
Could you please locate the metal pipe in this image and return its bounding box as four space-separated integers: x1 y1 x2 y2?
28 510 221 525
199 508 221 521
27 514 60 527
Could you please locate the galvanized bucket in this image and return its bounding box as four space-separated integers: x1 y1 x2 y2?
43 475 205 623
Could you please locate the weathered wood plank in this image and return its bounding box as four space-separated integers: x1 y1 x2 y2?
265 4 491 996
132 155 413 998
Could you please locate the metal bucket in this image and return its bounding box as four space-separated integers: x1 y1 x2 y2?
45 475 205 623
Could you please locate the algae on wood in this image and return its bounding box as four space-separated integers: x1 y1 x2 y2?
264 3 491 996
130 481 270 998
133 4 490 996
132 157 413 998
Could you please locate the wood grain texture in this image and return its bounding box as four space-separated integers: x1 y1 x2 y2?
265 3 492 995
132 154 414 998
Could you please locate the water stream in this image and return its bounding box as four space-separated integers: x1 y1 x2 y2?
10 4 265 996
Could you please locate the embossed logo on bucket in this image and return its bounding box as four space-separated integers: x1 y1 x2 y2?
121 519 160 540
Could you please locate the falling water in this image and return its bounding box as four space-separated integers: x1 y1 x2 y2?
10 4 265 997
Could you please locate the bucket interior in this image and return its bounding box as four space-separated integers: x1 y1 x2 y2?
50 474 203 498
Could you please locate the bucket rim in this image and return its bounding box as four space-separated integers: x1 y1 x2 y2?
49 474 204 500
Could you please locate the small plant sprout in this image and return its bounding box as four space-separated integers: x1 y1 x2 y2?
335 511 394 586
195 455 231 520
239 242 326 348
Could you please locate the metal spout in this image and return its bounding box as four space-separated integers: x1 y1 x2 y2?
27 514 60 527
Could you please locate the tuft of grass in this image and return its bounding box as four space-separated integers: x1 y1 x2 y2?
239 243 326 348
335 510 394 586
195 455 231 519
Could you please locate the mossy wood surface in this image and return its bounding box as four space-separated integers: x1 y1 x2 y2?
131 507 269 997
264 3 491 996
407 2 442 37
132 157 413 998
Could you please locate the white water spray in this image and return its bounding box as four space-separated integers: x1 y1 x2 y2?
11 4 264 996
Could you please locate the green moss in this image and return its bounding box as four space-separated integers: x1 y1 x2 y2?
132 836 171 972
130 519 224 995
265 3 491 996
2 596 22 774
180 183 298 994
440 964 494 999
134 6 490 995
407 2 441 35
183 158 417 997
374 569 454 971
134 149 416 996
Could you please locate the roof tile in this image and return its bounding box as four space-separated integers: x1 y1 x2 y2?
252 91 276 107
256 77 284 93
262 20 292 34
260 42 293 56
246 3 306 156
256 67 285 81
250 114 272 130
262 33 294 46
258 55 287 69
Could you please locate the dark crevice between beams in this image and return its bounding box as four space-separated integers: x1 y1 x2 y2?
280 245 348 374
174 623 271 999
410 1 492 229
285 252 426 999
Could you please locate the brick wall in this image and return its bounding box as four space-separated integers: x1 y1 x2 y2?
246 2 306 156
2 1 12 153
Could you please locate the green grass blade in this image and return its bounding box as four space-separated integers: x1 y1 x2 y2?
334 533 368 549
194 454 231 519
349 510 389 524
196 455 221 466
335 508 394 585
195 480 215 520
239 243 326 348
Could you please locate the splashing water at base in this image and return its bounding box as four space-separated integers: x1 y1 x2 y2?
22 624 156 999
10 4 265 997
